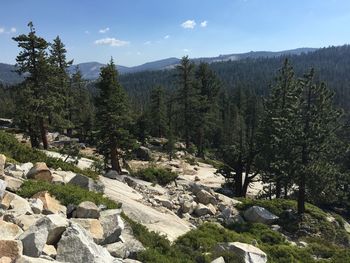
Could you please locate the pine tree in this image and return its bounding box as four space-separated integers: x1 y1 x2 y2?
12 22 55 149
95 59 133 173
149 86 167 137
175 56 196 149
49 36 73 134
194 62 221 157
258 59 300 198
296 70 342 214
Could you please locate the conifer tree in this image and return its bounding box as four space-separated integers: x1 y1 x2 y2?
13 22 56 149
149 86 167 137
95 59 133 173
194 62 220 157
175 56 196 149
49 36 73 133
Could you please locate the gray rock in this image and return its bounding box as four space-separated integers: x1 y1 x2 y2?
28 198 44 214
70 218 104 244
134 146 152 161
18 218 49 257
1 175 23 192
75 201 100 219
106 234 145 259
215 242 267 263
211 257 225 263
194 204 212 217
7 192 33 216
100 209 124 245
56 223 116 263
243 206 279 225
226 214 245 225
104 170 120 180
68 173 105 193
45 214 69 245
196 189 217 205
42 244 57 259
0 179 7 199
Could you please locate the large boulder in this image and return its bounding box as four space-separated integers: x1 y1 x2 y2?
99 209 124 245
194 204 213 217
26 162 53 182
15 214 44 231
32 191 66 215
44 214 69 245
75 201 100 219
215 242 267 263
0 179 7 199
0 221 23 240
106 235 145 259
4 163 33 179
243 206 279 225
134 146 152 161
17 218 49 257
0 240 23 261
70 218 104 243
42 244 57 259
6 192 33 216
56 223 116 263
1 175 23 192
0 154 5 176
68 173 104 193
196 189 217 205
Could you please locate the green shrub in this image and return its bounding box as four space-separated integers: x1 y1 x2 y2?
131 166 178 185
17 180 119 209
0 131 98 180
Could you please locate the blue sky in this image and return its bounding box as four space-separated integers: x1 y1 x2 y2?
1 0 350 66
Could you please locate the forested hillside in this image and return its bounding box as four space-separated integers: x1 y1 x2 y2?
120 45 350 113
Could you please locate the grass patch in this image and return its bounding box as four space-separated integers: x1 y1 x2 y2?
0 131 98 180
131 166 178 186
17 180 120 209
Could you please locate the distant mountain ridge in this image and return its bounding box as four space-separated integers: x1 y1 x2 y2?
0 48 317 84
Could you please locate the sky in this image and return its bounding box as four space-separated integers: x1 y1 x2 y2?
1 0 350 66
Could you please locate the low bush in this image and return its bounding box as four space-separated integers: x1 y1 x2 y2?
0 131 98 180
131 166 178 185
17 180 120 209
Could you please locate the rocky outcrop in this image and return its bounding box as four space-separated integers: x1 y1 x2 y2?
26 162 53 182
56 223 116 263
243 206 279 225
196 189 217 205
6 192 33 216
44 214 69 245
75 201 100 219
215 242 267 263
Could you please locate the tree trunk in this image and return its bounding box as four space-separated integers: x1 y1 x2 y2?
298 173 306 214
110 144 121 173
234 166 243 197
39 118 48 150
275 179 282 198
29 125 40 148
197 126 205 158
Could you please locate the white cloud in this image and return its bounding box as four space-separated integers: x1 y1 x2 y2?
181 20 196 29
183 48 190 52
0 27 4 34
144 41 151 45
99 27 110 34
164 35 170 39
200 21 208 27
85 30 90 34
94 37 129 47
10 27 16 33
